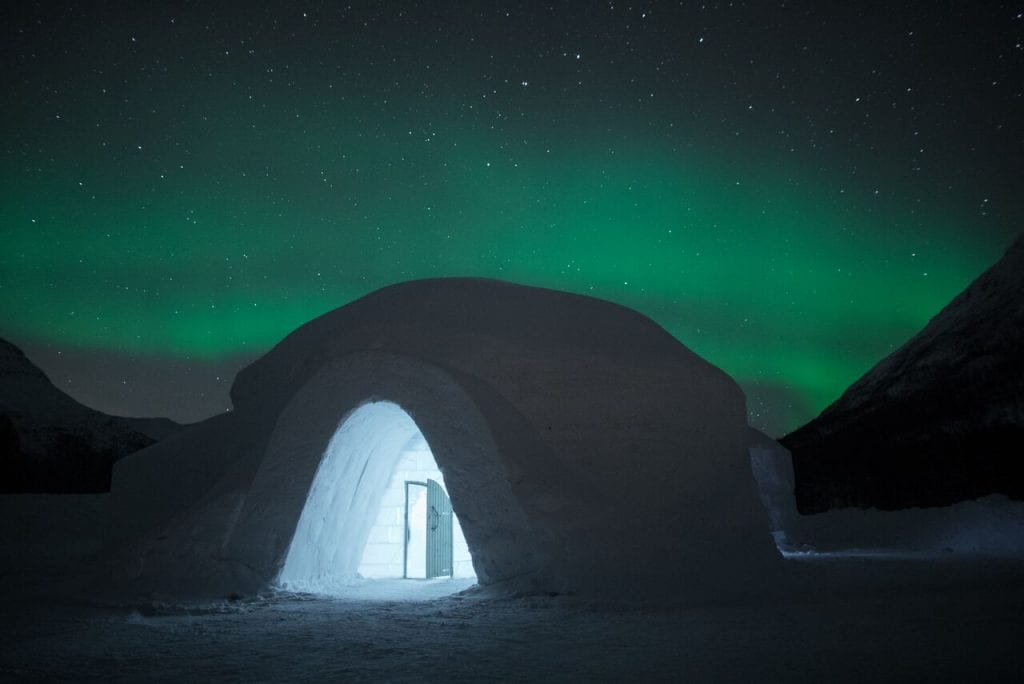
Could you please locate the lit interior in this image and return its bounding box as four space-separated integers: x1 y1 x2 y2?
277 401 475 595
357 430 474 579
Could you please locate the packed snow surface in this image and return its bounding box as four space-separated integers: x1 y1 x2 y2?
5 439 1023 681
107 278 777 601
2 563 1022 682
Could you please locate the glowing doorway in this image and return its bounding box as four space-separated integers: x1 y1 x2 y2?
398 478 456 579
277 401 474 596
356 438 472 580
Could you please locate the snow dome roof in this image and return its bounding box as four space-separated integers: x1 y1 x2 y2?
108 278 779 600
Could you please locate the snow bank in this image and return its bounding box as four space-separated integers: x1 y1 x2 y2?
748 434 1024 557
106 278 780 600
780 495 1024 557
748 427 800 549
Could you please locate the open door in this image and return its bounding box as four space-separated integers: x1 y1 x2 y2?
425 478 454 578
403 481 427 579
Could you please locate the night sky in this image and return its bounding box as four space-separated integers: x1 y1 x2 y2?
2 2 1021 436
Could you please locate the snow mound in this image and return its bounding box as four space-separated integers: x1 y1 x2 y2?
749 435 1024 557
107 278 779 600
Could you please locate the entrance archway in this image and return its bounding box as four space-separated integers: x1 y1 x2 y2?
276 401 475 595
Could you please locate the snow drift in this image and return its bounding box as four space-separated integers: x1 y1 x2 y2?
748 433 1024 557
107 278 780 600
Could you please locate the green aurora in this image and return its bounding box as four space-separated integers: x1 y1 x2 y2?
2 105 1003 433
2 4 1017 434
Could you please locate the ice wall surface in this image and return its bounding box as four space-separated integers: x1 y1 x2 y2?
277 402 474 594
107 278 780 600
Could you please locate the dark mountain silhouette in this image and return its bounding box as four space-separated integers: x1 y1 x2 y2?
782 235 1024 513
0 338 182 492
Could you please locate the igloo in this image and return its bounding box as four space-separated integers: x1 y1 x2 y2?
107 278 782 600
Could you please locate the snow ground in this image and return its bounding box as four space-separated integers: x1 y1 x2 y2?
2 489 1023 682
2 559 1023 683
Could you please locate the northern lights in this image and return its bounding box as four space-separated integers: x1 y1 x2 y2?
2 3 1021 435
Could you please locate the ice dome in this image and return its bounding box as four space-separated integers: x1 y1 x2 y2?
108 278 780 600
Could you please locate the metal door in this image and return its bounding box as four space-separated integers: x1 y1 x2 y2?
425 478 453 578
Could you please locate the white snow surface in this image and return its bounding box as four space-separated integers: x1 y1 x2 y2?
104 278 780 601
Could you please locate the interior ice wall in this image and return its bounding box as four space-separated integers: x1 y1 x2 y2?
225 351 541 593
357 434 474 580
277 402 418 593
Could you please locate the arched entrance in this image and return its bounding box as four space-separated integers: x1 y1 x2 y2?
276 401 474 594
222 350 546 597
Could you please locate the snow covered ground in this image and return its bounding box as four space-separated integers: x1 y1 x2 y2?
2 557 1023 682
4 484 1024 681
5 462 1024 682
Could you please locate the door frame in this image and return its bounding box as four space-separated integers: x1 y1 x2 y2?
402 480 427 579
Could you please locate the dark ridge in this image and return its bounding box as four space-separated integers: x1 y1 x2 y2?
0 338 183 493
781 234 1024 513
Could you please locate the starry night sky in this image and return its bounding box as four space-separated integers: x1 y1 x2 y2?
2 2 1021 436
